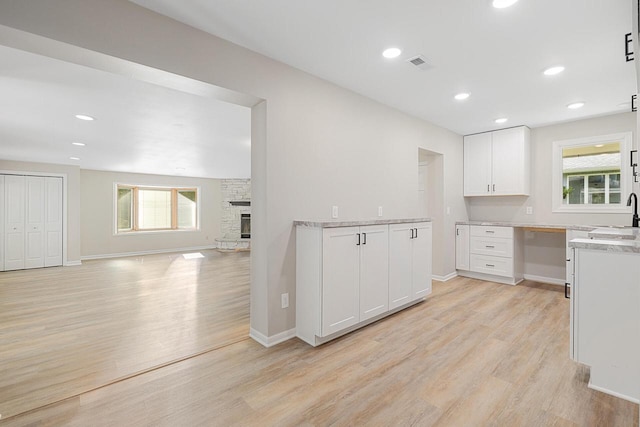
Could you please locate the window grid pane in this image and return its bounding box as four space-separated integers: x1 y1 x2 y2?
177 190 197 229
138 189 172 230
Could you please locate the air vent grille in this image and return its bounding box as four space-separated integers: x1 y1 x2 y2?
407 55 433 71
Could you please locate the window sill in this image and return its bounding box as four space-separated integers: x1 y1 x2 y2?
114 228 199 236
552 205 631 214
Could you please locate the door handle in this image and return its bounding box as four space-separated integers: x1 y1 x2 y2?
356 233 361 246
414 228 418 238
487 184 490 193
363 233 367 245
565 282 571 299
626 32 634 62
493 184 496 192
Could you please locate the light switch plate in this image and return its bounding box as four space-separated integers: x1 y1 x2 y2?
332 206 338 218
378 206 383 217
526 206 533 215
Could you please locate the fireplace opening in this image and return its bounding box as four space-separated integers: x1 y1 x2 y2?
241 214 251 239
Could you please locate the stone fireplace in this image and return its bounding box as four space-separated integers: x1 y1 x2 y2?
216 179 251 251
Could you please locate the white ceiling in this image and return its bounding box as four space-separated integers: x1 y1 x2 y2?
131 0 636 135
0 45 251 179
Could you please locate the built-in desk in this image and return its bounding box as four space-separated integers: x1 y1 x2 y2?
455 221 595 286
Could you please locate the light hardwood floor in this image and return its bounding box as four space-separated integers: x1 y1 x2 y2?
0 250 250 420
2 271 637 426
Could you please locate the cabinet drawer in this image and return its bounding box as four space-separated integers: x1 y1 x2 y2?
470 254 514 278
470 236 513 258
470 225 513 239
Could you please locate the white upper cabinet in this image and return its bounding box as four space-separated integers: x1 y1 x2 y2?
463 132 492 196
463 126 530 197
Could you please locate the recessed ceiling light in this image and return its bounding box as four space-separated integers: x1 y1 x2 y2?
454 93 470 101
69 156 80 160
492 0 518 8
71 142 86 146
494 118 508 124
75 114 95 121
382 48 402 59
543 66 565 76
567 102 585 109
595 144 604 148
175 167 186 171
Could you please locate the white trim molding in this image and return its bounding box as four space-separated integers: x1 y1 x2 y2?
81 245 217 261
522 274 564 286
250 327 296 348
432 272 458 282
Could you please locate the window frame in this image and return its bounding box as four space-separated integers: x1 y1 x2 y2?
551 132 632 213
113 183 200 235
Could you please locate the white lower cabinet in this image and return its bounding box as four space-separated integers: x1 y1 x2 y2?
296 220 432 346
389 222 432 309
455 224 470 270
455 224 523 285
572 248 640 402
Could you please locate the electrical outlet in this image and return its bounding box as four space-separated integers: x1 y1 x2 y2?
281 293 289 309
378 206 383 217
446 207 451 215
526 206 533 215
332 206 339 218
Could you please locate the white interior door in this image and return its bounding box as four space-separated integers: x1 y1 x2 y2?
5 175 26 271
388 224 413 309
359 224 389 321
25 176 46 269
45 177 63 267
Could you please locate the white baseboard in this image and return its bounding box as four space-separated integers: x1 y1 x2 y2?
588 382 640 404
64 260 82 266
432 272 457 282
522 274 565 286
81 245 217 261
250 327 296 348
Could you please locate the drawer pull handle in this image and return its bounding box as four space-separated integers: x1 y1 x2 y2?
485 230 495 233
485 245 495 248
485 264 495 267
565 282 570 299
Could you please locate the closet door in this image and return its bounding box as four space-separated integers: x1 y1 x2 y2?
5 175 26 271
25 176 45 269
45 177 63 267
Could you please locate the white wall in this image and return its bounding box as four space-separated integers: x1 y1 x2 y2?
0 1 467 338
80 169 221 258
0 159 81 264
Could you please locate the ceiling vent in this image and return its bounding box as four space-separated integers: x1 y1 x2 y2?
407 55 433 71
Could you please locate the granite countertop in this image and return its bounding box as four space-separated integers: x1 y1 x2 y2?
455 221 596 231
294 218 431 228
569 237 640 254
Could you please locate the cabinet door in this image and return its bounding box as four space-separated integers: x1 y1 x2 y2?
463 133 492 196
389 224 413 309
359 224 389 321
321 227 360 336
455 225 470 270
25 176 45 269
491 127 529 195
412 222 432 299
5 175 25 271
45 177 63 267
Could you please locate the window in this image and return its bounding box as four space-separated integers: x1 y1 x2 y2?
552 132 632 213
115 185 198 233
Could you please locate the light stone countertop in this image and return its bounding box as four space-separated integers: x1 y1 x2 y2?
294 218 431 228
587 227 640 240
569 237 640 254
455 220 596 231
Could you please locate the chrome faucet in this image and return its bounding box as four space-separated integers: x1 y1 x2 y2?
627 193 639 228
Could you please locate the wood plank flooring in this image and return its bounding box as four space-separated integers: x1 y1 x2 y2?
0 250 250 420
2 274 637 426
